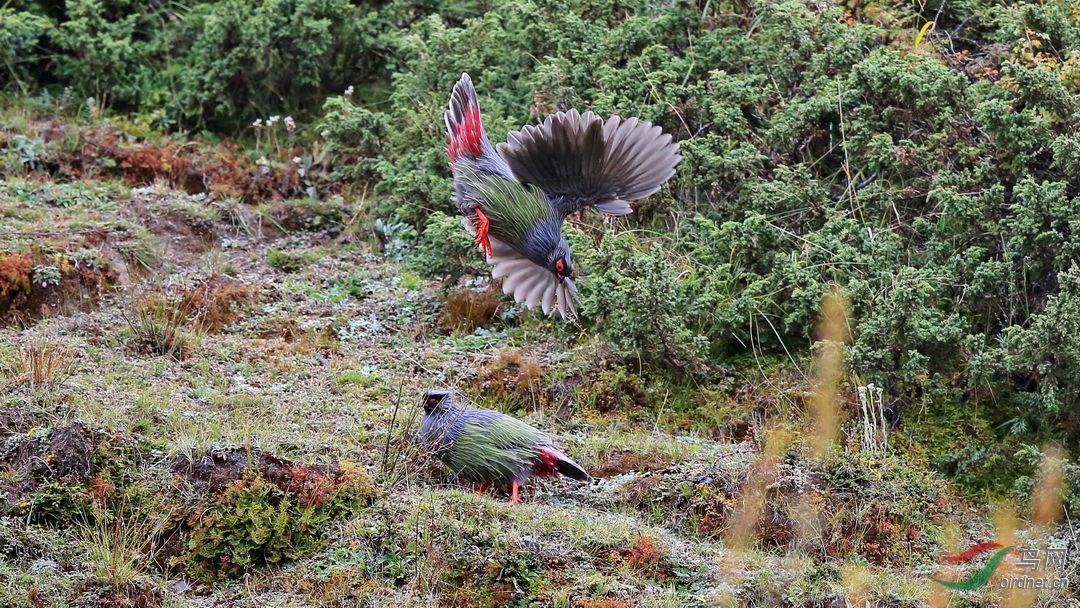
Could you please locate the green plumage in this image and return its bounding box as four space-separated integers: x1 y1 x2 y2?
458 165 552 242
444 415 539 485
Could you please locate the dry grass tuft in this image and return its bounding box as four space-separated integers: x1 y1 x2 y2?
79 503 165 593
808 286 850 457
121 290 198 360
17 338 72 389
380 383 439 493
119 273 253 361
474 349 547 409
0 253 33 297
438 286 503 332
178 273 257 333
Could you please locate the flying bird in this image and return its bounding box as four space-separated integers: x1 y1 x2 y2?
444 72 681 318
419 389 590 504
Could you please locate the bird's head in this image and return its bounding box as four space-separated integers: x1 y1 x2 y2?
421 389 454 414
546 239 573 281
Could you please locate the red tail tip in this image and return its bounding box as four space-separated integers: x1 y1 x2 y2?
448 105 484 165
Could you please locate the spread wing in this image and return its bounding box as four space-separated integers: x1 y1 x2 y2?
462 217 578 319
498 109 681 217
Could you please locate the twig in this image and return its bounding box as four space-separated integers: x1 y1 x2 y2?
383 379 406 476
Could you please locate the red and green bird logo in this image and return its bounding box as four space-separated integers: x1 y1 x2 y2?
930 542 1014 590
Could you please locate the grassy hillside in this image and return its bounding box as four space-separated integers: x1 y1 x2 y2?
1 0 1079 606
0 121 1073 608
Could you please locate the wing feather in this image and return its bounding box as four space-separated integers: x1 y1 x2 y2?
541 282 556 314
462 218 578 319
498 110 680 217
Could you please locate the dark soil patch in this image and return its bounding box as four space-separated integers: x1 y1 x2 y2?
169 448 333 495
0 406 37 435
546 373 582 421
44 423 93 482
139 210 215 258
78 582 164 608
0 252 118 326
591 449 671 478
0 422 94 515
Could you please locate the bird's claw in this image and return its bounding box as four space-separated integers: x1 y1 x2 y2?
472 207 494 258
502 480 522 505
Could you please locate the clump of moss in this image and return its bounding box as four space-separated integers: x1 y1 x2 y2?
267 249 312 273
438 286 504 332
471 349 546 410
181 459 377 580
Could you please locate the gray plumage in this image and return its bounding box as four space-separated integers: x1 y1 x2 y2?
419 389 590 501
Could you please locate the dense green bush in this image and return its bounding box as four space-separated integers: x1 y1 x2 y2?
0 8 50 95
169 0 374 129
1 0 447 130
407 211 488 284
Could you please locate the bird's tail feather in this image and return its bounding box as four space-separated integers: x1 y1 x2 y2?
541 446 591 481
446 73 489 164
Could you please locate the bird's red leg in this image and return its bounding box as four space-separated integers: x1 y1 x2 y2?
503 480 522 505
474 482 490 495
472 207 494 257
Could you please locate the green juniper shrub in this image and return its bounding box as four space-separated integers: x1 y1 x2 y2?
0 9 51 95
8 0 1080 498
573 229 711 372
319 95 388 182
1012 445 1080 515
167 0 366 131
50 0 160 111
5 0 433 130
315 0 1080 494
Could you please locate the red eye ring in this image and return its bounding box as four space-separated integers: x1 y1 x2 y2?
427 398 438 406
555 260 565 272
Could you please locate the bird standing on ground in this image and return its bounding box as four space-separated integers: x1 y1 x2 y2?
419 389 590 504
444 72 681 318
